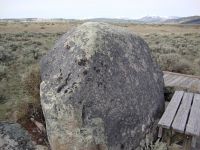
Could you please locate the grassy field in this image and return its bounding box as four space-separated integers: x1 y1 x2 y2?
0 22 200 122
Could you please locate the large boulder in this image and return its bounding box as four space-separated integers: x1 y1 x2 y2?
40 22 165 150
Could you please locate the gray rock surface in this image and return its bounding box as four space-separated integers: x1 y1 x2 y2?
40 22 165 150
0 122 35 150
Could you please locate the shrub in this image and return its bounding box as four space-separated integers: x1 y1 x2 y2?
0 64 7 80
10 44 19 51
0 72 8 107
194 58 200 75
194 58 200 66
0 23 8 26
0 46 13 62
19 65 46 144
27 33 34 37
23 65 41 102
172 59 194 74
0 95 7 104
158 53 194 74
149 140 167 150
40 26 45 29
158 53 181 71
32 41 42 46
15 33 23 37
24 24 29 27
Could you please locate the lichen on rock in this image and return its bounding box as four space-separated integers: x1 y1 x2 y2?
0 122 35 150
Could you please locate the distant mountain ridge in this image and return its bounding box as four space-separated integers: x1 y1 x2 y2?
136 16 165 23
0 16 200 24
136 16 180 23
87 16 200 24
163 16 200 24
85 18 141 24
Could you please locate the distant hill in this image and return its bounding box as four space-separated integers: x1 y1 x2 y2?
0 18 81 23
85 18 141 24
135 16 179 24
0 16 200 24
183 18 200 24
87 16 200 24
163 16 200 24
86 16 179 24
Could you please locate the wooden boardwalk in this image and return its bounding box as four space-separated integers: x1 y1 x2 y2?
163 71 200 93
158 91 200 149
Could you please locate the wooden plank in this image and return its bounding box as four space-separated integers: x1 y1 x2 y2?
178 76 189 86
164 74 174 83
188 78 198 88
185 94 200 136
164 74 178 85
178 77 190 88
163 73 170 79
163 71 200 80
181 78 194 88
189 79 200 92
163 71 200 93
158 91 184 129
167 76 183 86
172 92 194 133
173 76 187 87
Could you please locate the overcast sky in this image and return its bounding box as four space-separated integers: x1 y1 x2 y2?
0 0 200 19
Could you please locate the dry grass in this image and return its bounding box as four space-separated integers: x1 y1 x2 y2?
125 24 200 35
142 32 200 75
0 31 61 120
23 64 41 102
0 21 200 121
0 22 80 33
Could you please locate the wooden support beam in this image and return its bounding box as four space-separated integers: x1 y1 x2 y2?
183 135 192 150
191 136 197 148
158 127 163 138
